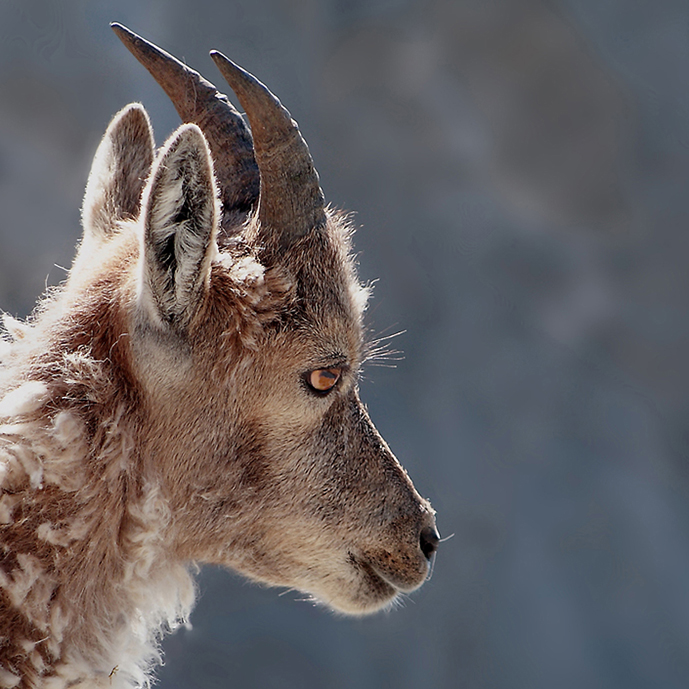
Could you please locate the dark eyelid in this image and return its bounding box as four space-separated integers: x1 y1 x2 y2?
320 354 348 369
306 360 349 375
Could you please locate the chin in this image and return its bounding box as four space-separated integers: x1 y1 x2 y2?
310 585 401 617
297 554 427 617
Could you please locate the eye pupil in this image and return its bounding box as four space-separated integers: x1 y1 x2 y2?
308 367 342 392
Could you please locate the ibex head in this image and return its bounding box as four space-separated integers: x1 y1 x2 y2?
78 24 440 615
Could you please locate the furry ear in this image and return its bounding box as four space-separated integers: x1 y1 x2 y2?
81 104 155 249
139 124 219 328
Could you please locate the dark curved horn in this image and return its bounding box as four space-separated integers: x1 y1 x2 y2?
111 23 259 232
210 51 326 243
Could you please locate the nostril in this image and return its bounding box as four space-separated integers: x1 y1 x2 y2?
420 526 440 560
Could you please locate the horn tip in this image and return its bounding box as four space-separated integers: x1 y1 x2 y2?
110 22 131 37
210 50 236 71
210 51 259 93
110 22 143 49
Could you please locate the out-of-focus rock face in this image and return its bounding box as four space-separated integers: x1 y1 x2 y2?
2 1 689 688
323 0 628 231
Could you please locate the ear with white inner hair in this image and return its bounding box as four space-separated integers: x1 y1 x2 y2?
81 103 155 254
139 123 219 328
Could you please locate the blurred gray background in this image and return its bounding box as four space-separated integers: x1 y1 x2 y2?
2 1 689 687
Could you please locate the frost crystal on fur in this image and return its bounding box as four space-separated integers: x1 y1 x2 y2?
0 29 437 688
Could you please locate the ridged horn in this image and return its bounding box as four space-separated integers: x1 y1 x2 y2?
210 50 326 243
111 23 259 232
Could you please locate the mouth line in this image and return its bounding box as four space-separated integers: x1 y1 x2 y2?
348 552 416 596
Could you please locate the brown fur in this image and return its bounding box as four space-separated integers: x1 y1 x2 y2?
0 52 437 689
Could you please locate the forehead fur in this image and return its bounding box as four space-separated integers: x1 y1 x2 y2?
256 209 369 325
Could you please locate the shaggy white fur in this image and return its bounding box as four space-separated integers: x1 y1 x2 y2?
0 341 196 687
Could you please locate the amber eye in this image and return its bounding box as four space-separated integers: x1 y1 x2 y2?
307 367 342 393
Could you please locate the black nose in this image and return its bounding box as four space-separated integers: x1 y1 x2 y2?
420 526 440 560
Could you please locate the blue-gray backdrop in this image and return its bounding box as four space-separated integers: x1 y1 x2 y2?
2 1 689 687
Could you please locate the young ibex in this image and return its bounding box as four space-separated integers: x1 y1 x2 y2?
0 24 439 688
